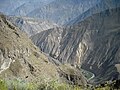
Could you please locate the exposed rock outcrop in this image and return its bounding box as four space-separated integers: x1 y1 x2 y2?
8 16 58 36
28 0 100 25
0 0 53 16
0 13 87 86
0 0 101 25
31 27 63 59
0 13 59 84
31 7 120 84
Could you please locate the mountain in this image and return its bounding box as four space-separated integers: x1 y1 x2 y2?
0 13 60 83
0 0 120 86
28 0 100 25
0 0 27 15
0 0 54 16
31 6 120 84
12 1 44 16
1 0 119 26
11 0 55 16
0 13 86 86
31 27 63 57
0 0 101 25
67 0 120 25
8 16 58 36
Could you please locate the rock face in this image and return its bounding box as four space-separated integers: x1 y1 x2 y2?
8 16 58 36
31 6 120 84
0 0 25 15
1 0 120 85
0 13 60 84
1 0 119 26
67 0 120 25
0 0 54 16
0 0 101 25
11 0 55 16
28 0 100 25
0 13 87 86
12 1 44 16
80 8 120 84
31 27 63 58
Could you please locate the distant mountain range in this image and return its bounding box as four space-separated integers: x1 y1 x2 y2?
31 6 120 84
0 13 87 86
1 0 120 25
0 0 54 15
8 16 58 36
0 0 120 86
28 0 101 25
30 0 120 84
0 0 101 25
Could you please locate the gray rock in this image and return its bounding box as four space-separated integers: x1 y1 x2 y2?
31 7 120 84
8 16 58 36
0 13 86 85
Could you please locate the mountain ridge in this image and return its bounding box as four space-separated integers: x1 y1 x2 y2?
31 7 120 84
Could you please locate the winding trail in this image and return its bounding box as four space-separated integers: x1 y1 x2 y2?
81 68 95 81
88 73 95 81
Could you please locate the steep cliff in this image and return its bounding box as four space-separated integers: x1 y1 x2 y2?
0 0 29 15
0 0 54 16
67 0 120 25
1 0 120 85
31 27 63 58
1 0 119 26
28 0 100 25
0 13 87 85
0 13 60 84
31 7 120 84
8 16 58 36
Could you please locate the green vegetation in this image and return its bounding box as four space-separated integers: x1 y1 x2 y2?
0 79 8 90
0 78 83 90
0 78 120 90
0 78 37 90
37 81 83 90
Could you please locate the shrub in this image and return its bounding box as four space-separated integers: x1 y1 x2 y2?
0 78 37 90
0 79 8 90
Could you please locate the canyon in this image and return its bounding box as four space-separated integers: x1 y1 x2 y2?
0 0 120 87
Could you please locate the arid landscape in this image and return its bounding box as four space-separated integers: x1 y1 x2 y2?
0 0 120 90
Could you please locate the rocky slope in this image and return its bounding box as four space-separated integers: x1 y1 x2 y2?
12 1 44 16
31 6 120 84
79 8 120 84
1 0 119 26
11 0 55 16
0 13 61 84
31 27 63 58
0 13 87 86
8 16 58 36
1 0 120 85
28 0 100 25
0 0 54 16
67 0 120 25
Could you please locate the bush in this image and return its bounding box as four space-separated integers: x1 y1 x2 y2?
37 80 83 90
0 79 8 90
0 78 37 90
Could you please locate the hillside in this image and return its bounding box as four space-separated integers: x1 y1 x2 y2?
0 0 54 16
67 0 120 25
0 13 60 84
31 7 120 84
0 0 27 15
0 0 120 87
0 13 87 86
28 0 100 25
8 16 58 36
